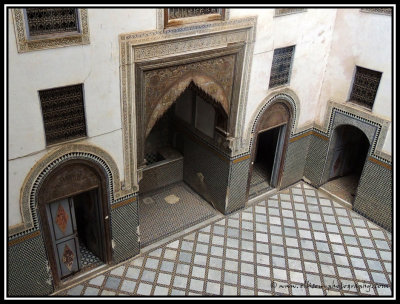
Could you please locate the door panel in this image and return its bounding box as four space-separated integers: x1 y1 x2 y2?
270 124 286 187
56 238 80 277
47 198 81 279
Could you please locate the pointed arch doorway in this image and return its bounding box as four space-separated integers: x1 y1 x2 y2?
247 101 292 198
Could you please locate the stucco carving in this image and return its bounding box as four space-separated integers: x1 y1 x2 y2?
144 56 235 137
11 8 90 53
119 16 257 190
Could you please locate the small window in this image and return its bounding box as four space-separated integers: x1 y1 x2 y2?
25 8 80 38
269 45 295 89
274 8 306 17
39 84 87 145
11 8 89 53
349 66 382 110
164 8 226 28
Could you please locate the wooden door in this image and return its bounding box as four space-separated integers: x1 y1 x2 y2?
329 128 346 179
270 124 287 187
73 190 104 261
46 198 81 279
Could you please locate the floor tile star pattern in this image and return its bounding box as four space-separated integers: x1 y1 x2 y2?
54 182 392 297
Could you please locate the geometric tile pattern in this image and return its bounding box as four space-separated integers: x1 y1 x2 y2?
281 135 311 189
8 233 54 296
79 243 103 268
138 182 218 247
55 182 392 297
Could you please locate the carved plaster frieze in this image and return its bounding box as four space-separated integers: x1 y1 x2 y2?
119 16 257 190
11 8 90 53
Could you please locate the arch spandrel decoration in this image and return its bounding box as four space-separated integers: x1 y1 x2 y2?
119 16 257 184
9 144 125 238
119 16 257 187
145 72 230 138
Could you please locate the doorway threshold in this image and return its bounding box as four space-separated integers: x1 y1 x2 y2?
318 186 353 209
53 263 109 296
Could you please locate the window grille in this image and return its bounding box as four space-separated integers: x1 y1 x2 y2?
39 84 87 145
25 8 79 37
349 66 382 109
360 8 392 15
275 8 306 17
167 8 221 19
269 45 295 88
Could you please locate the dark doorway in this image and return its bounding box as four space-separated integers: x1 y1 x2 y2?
323 125 370 204
249 124 287 197
139 84 226 247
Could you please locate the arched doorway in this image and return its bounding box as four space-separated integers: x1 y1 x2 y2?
37 160 112 288
138 81 227 247
321 125 370 204
247 101 292 198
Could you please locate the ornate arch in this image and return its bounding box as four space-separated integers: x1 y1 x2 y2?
243 89 300 153
9 144 122 238
146 72 229 137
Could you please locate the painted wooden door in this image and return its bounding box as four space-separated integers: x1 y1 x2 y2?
46 198 81 279
270 124 286 187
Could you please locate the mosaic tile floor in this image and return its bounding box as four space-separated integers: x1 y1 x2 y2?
79 242 103 268
54 181 392 297
139 182 219 247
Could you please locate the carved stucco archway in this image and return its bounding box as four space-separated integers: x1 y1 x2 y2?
119 16 257 190
146 72 229 138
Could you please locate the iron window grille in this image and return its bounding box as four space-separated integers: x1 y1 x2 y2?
360 8 392 16
269 45 296 89
24 8 80 38
39 84 87 146
164 8 226 28
349 66 382 110
274 8 306 17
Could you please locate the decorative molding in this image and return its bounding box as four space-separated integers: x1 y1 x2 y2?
9 143 129 239
243 88 301 154
11 8 90 53
157 8 230 31
163 8 227 28
274 8 307 17
119 16 257 190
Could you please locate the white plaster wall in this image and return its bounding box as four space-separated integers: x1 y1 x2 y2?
8 8 157 227
229 8 337 132
316 9 392 154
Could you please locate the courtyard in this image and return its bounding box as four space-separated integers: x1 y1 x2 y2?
53 181 392 297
